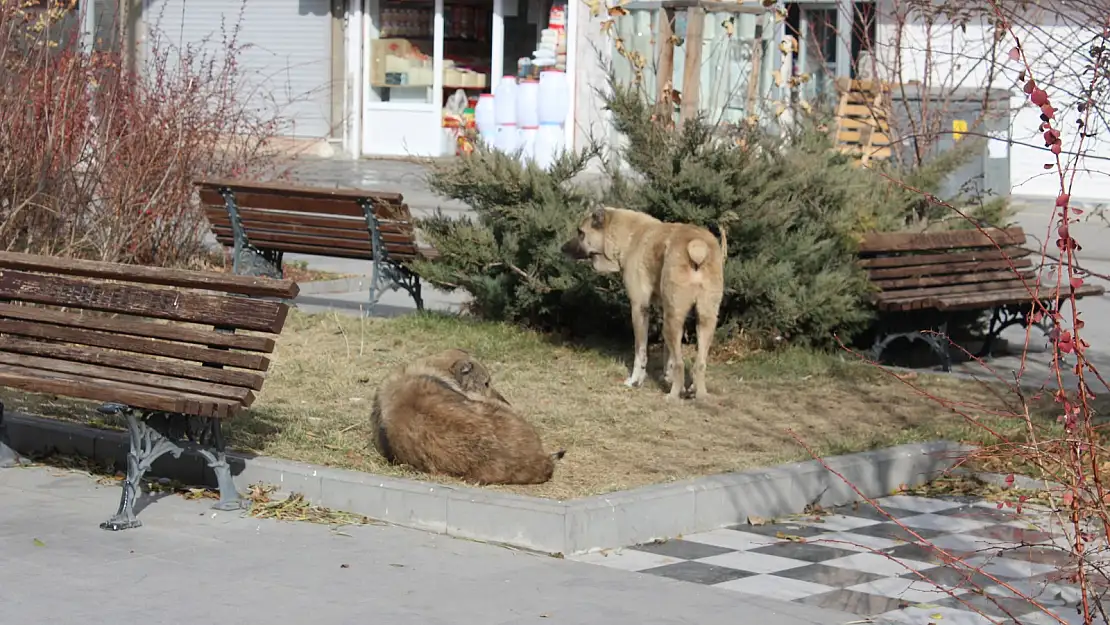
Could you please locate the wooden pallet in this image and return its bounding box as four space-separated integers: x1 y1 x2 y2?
833 77 892 165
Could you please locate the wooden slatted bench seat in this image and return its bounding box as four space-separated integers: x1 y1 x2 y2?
0 251 298 531
859 226 1105 371
196 179 439 312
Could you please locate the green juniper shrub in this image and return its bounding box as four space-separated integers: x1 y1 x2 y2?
413 144 634 337
413 76 1010 351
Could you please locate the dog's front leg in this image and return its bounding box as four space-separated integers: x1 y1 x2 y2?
625 302 650 388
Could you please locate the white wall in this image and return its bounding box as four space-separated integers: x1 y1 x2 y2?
571 0 614 170
874 0 1110 201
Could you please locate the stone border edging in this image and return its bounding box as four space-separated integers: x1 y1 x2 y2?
3 411 969 555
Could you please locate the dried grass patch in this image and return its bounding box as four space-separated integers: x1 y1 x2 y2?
1 310 1068 500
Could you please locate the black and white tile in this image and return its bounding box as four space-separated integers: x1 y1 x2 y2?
570 495 1104 624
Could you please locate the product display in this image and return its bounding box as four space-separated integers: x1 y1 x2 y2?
372 0 492 91
371 39 488 89
365 0 573 158
526 3 568 75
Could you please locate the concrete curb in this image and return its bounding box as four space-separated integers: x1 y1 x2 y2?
4 412 970 555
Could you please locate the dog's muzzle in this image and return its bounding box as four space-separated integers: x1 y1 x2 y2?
561 238 589 260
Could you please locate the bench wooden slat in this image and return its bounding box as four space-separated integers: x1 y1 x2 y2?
214 229 419 257
203 206 416 236
198 188 394 219
0 335 266 391
197 179 404 204
867 257 1033 280
935 284 1106 311
858 246 1032 269
0 318 270 371
214 236 421 261
859 227 1026 254
0 270 289 334
208 217 415 245
0 365 239 419
210 225 416 255
0 303 275 353
875 280 1032 311
0 251 298 299
872 270 1034 291
4 352 255 405
204 206 417 237
205 206 369 233
212 220 375 242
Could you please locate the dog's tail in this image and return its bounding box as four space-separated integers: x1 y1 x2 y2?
687 239 710 268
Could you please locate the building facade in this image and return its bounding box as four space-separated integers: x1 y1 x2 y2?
126 0 1107 202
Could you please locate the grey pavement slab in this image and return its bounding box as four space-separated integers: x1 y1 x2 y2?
0 466 853 625
281 156 472 214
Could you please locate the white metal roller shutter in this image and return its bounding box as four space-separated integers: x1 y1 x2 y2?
142 0 333 139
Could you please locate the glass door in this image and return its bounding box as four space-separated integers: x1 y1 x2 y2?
361 0 446 157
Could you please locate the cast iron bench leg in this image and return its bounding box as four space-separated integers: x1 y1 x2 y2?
193 423 247 512
0 402 28 468
98 406 246 531
976 303 1055 359
360 199 425 313
220 187 283 279
870 316 952 372
100 408 184 531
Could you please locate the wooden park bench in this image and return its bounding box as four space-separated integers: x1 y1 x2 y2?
859 226 1105 371
0 251 298 531
196 179 439 312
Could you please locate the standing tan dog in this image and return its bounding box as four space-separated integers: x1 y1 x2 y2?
369 349 565 485
561 206 727 400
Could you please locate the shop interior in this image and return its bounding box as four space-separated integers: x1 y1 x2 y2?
364 0 569 155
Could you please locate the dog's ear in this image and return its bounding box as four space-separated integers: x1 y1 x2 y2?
590 206 606 229
451 358 474 380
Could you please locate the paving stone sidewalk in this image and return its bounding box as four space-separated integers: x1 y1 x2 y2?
0 466 852 625
570 494 1100 625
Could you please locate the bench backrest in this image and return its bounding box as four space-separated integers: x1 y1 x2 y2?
858 227 1035 311
196 179 420 261
0 252 299 418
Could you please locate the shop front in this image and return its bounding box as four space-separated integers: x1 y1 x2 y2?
351 0 575 158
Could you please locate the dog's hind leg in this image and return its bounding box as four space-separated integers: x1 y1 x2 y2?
662 341 673 384
692 291 723 399
662 303 688 400
625 301 651 388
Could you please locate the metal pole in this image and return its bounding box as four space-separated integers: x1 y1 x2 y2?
80 0 96 55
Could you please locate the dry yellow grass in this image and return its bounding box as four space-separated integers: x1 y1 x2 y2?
1 310 1052 500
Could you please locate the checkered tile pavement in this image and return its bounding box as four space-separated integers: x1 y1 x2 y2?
570 495 1100 624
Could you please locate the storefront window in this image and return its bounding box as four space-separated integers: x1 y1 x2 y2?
369 0 492 106
370 0 435 104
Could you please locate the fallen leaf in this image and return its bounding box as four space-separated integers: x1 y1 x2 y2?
931 614 943 620
32 538 45 547
747 515 769 526
340 563 350 569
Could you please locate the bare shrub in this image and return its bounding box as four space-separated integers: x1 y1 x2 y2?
0 0 282 268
